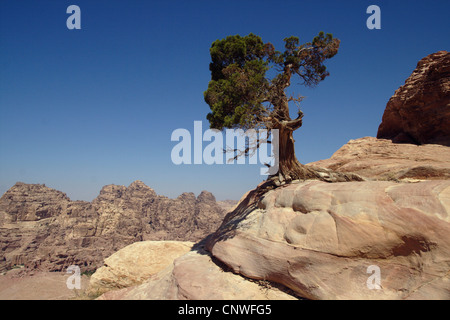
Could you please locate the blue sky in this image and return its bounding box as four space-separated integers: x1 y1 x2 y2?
0 0 449 201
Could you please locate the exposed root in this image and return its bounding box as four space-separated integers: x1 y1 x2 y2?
266 165 365 189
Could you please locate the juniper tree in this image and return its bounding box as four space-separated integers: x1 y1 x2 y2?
204 32 340 182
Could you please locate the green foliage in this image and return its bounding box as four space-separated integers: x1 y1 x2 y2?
205 33 272 130
204 32 340 130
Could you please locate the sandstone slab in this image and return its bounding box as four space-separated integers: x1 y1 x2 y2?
98 247 297 300
89 241 194 295
206 180 450 300
308 137 450 181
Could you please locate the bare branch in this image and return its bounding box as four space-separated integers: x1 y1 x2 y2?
223 131 273 162
285 110 304 131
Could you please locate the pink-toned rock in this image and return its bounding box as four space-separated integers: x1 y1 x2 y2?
0 181 227 273
308 137 450 181
377 51 450 146
206 180 450 300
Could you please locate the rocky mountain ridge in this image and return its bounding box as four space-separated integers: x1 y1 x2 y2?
0 180 229 273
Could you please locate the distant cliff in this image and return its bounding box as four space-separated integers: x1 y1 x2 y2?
0 180 230 273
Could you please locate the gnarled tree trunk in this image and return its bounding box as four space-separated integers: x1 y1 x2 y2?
265 64 362 185
271 123 318 183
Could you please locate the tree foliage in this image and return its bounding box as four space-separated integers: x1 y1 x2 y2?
204 32 340 182
204 32 340 131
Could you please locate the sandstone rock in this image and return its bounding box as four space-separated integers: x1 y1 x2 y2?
97 247 297 300
0 182 71 223
0 181 227 273
308 137 450 181
145 189 225 241
377 51 450 146
206 180 450 300
89 241 194 295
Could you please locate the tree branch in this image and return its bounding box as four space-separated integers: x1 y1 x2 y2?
285 110 304 131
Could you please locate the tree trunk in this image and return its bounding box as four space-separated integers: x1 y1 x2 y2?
272 124 318 183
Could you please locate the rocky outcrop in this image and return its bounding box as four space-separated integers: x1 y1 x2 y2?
310 52 450 181
308 137 450 181
89 241 194 295
0 181 227 273
145 190 225 241
377 51 450 146
97 246 297 300
205 180 450 300
0 182 71 222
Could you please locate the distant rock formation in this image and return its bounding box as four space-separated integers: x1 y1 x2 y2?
216 200 238 214
377 51 450 146
0 181 227 273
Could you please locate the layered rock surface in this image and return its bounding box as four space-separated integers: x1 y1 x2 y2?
0 181 227 273
308 137 450 181
377 51 450 146
97 244 297 300
89 241 194 295
205 179 450 300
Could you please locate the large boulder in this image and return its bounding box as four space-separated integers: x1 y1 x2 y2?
206 180 450 300
377 51 450 146
89 241 194 295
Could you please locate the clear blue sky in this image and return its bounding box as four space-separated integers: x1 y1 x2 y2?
1 0 449 201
